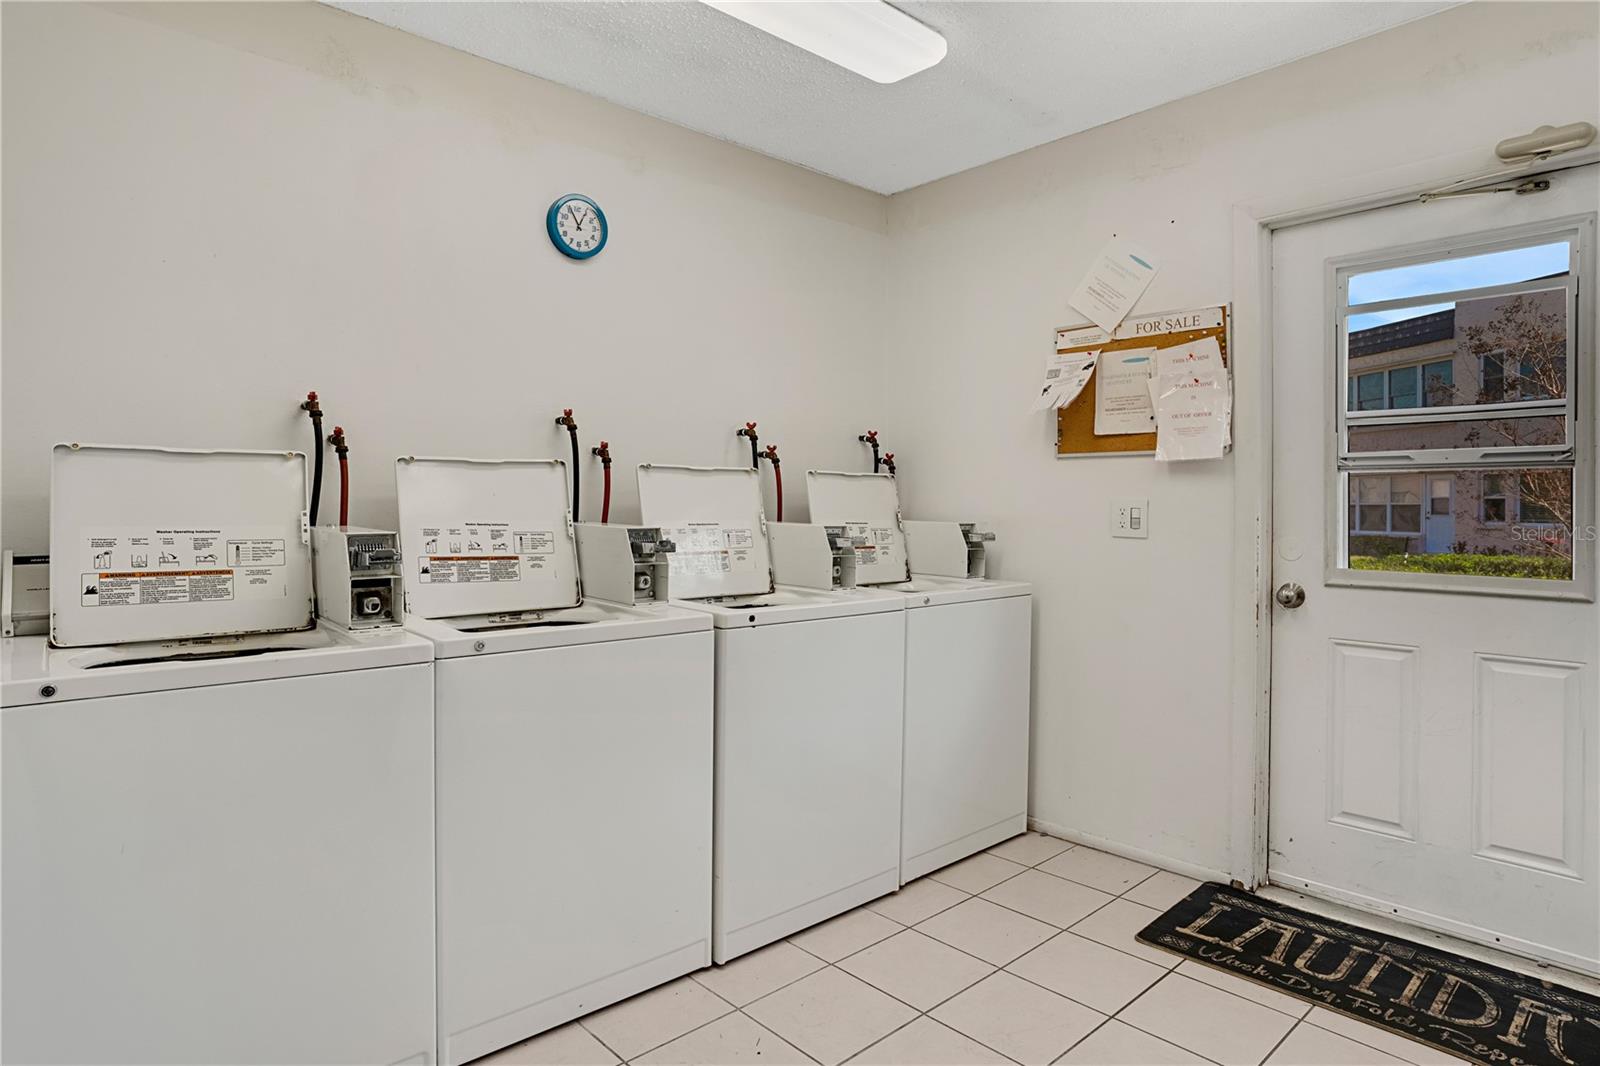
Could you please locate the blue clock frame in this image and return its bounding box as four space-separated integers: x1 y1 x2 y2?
546 193 608 260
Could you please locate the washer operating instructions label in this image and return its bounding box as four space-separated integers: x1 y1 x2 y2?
80 526 289 607
412 520 556 584
842 521 897 568
661 522 760 579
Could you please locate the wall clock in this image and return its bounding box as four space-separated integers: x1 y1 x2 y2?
546 193 608 260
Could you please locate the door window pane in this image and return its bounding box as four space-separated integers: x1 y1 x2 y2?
1429 478 1451 515
1346 289 1567 413
1338 233 1581 591
1347 240 1569 306
1346 468 1574 581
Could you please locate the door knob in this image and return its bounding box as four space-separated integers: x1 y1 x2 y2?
1275 582 1306 609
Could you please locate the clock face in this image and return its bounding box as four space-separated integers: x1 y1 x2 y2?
547 194 607 259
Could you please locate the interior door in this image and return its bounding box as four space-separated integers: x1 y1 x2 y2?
1269 164 1599 974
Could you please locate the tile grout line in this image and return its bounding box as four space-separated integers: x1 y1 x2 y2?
1254 1016 1301 1066
591 844 1176 1066
581 843 1441 1066
1102 970 1240 1066
848 1005 1026 1066
1047 1012 1118 1066
807 854 1180 1025
734 1006 826 1066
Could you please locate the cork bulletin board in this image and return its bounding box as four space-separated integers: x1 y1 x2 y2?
1055 304 1231 457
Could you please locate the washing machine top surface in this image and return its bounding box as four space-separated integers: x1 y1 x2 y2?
405 597 710 657
668 583 906 628
636 464 775 600
803 470 911 586
1 624 432 707
880 573 1032 606
394 456 582 621
49 444 317 647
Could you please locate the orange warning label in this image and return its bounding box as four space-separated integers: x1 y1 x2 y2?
81 569 235 607
98 569 234 579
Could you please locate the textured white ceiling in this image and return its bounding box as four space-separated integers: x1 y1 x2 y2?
329 1 1456 194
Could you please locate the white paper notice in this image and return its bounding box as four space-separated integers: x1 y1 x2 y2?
1151 336 1232 459
1152 342 1232 463
1094 347 1157 435
1032 350 1099 412
1068 238 1160 333
1154 336 1225 384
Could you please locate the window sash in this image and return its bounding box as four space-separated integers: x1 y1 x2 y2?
1338 281 1576 469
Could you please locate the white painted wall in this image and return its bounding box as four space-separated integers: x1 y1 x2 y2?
0 1 889 551
4 0 1595 882
881 1 1599 878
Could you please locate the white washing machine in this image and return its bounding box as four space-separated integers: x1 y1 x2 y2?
807 471 1032 883
637 464 906 963
394 457 714 1066
2 445 435 1065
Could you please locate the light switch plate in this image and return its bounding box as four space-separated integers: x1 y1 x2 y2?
1112 498 1149 539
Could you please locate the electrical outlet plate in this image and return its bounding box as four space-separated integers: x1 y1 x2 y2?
1111 498 1149 539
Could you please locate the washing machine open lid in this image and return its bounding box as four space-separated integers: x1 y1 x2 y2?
394 456 581 620
804 471 911 586
636 464 774 601
49 444 316 648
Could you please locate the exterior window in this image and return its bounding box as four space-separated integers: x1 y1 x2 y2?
1356 373 1385 411
1481 353 1506 402
1422 360 1453 406
1352 475 1422 534
1388 366 1419 409
1518 472 1562 525
1481 474 1508 524
1518 356 1565 401
1429 478 1451 516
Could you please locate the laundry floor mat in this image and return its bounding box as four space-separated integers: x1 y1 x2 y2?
1136 883 1598 1066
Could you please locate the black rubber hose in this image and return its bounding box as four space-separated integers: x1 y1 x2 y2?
309 412 323 524
302 392 325 526
567 424 580 521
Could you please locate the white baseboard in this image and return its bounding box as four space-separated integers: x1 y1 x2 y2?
1026 817 1231 887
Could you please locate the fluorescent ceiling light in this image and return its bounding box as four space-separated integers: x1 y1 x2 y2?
700 1 947 85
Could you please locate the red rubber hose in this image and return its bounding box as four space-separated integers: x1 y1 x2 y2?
774 462 783 522
601 462 612 524
338 456 350 526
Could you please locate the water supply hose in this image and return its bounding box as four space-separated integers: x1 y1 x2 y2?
592 440 613 524
556 409 580 521
301 391 325 525
328 425 350 527
762 444 783 522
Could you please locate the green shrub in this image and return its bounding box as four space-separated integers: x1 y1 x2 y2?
1348 535 1413 557
1349 553 1569 580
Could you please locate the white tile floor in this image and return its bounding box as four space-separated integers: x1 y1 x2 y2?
477 835 1470 1066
